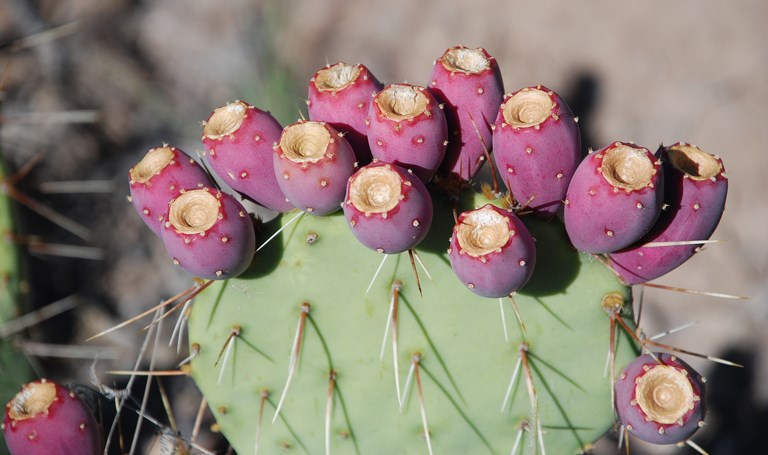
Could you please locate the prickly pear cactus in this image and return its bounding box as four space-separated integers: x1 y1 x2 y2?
1 149 35 455
187 190 637 454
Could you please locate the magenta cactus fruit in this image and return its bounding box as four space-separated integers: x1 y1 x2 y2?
447 204 536 297
202 100 294 213
273 121 357 215
308 62 383 164
128 145 213 236
367 83 448 182
342 161 432 254
610 143 728 284
615 353 705 445
492 85 580 215
429 46 503 180
2 379 99 455
564 142 664 253
161 188 255 280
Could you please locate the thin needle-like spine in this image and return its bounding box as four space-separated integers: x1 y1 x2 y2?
509 294 527 335
391 283 402 407
501 356 522 412
379 290 395 361
366 254 389 295
273 303 310 423
499 298 509 343
254 391 269 455
401 355 416 412
685 439 710 455
256 211 304 252
215 326 241 385
407 249 423 296
649 321 698 341
509 419 528 455
412 250 433 281
87 281 210 341
130 306 164 455
191 397 207 446
520 344 545 455
169 298 193 350
325 371 337 455
639 282 747 300
643 239 720 248
413 354 433 455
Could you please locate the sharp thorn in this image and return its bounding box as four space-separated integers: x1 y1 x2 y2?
639 282 748 300
254 391 269 455
366 254 389 295
408 249 423 297
257 211 304 252
413 354 433 455
273 303 310 423
499 298 509 343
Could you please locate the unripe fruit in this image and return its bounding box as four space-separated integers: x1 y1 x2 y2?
368 84 448 182
448 204 536 297
564 142 664 253
3 379 100 455
492 85 580 215
273 121 357 215
610 143 728 284
343 161 432 254
308 62 383 164
161 188 255 280
429 46 504 180
128 145 213 236
615 353 705 445
202 100 294 212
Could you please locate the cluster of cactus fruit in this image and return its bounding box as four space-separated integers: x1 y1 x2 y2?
2 45 731 454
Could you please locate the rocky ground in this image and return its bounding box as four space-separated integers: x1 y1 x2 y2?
1 0 766 453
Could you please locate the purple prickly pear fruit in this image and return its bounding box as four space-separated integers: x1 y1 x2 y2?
342 161 432 254
492 85 580 215
202 100 294 213
367 84 448 182
615 353 705 445
161 188 255 280
610 143 728 284
429 46 504 181
273 121 357 215
564 142 664 253
3 379 100 455
128 145 213 236
308 62 383 164
447 204 536 298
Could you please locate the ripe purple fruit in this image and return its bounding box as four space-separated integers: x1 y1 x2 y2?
128 145 213 236
429 46 504 180
610 143 728 284
343 161 432 254
308 62 384 164
3 379 100 455
161 188 255 280
492 85 580 215
448 204 536 298
564 142 664 253
273 121 357 215
615 353 705 445
202 100 294 213
368 84 448 182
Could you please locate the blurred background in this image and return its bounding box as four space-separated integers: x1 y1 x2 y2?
0 0 766 453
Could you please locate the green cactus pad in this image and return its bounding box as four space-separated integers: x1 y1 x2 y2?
188 191 636 454
1 151 35 455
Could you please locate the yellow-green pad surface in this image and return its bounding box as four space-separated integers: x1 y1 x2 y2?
189 193 636 454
